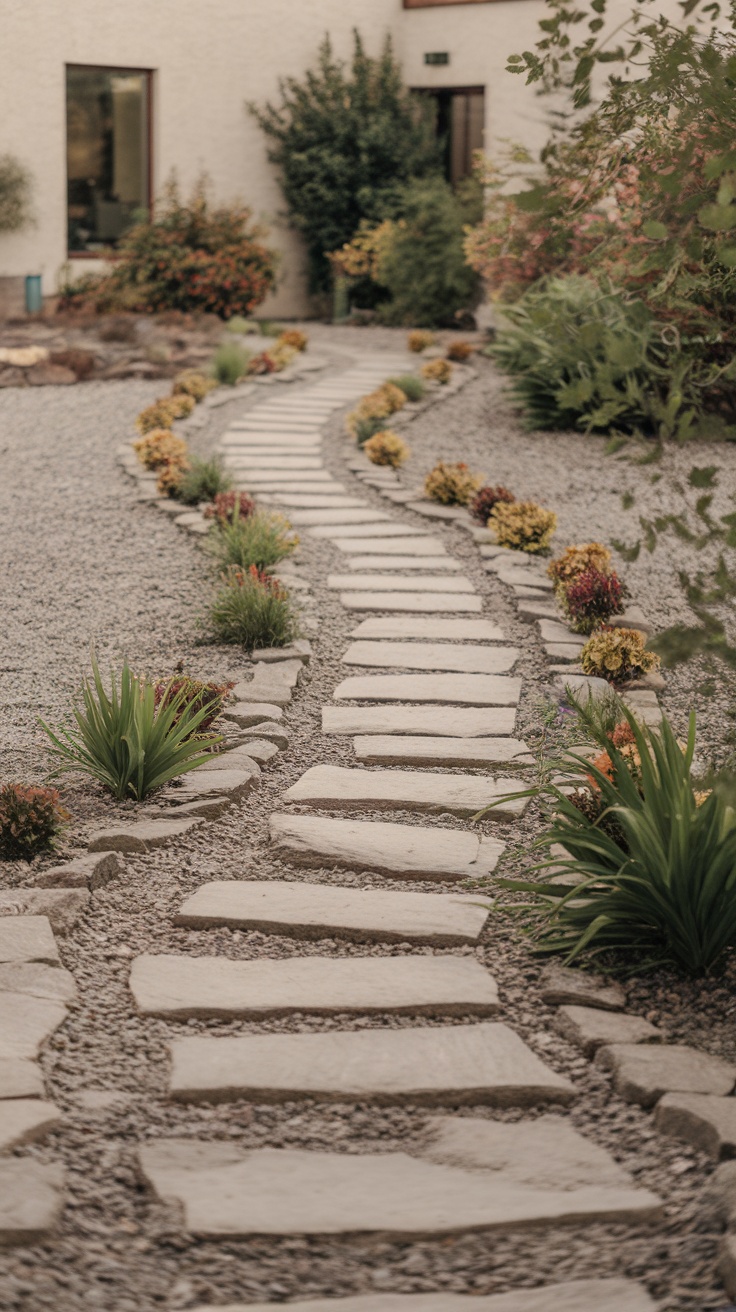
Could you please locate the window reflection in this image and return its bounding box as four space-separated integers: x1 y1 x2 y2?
66 65 150 253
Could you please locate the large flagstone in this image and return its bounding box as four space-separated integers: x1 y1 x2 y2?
130 953 499 1019
0 1160 65 1245
309 523 426 538
187 1281 658 1312
269 813 504 880
0 917 60 966
329 575 475 594
340 593 483 613
333 673 521 706
353 736 532 768
322 705 517 736
175 880 490 944
346 556 463 571
290 509 392 526
0 1099 61 1151
231 457 324 470
283 765 525 818
0 992 69 1059
169 1022 575 1106
262 496 368 509
350 617 505 642
333 537 447 555
341 641 518 675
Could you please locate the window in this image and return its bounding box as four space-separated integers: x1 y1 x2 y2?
66 65 151 254
417 87 484 184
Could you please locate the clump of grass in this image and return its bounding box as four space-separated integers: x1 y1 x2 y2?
172 457 232 505
213 341 251 385
210 566 299 649
208 510 298 571
389 374 425 402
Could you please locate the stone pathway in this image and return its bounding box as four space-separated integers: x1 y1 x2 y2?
120 353 667 1308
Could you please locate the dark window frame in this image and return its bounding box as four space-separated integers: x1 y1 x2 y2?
65 61 154 259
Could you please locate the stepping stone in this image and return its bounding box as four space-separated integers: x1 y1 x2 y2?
88 817 202 853
168 767 258 803
0 888 89 935
168 796 232 820
223 433 322 445
175 880 490 945
187 1281 658 1312
333 673 521 707
130 953 499 1019
169 1021 575 1106
283 765 526 819
333 537 446 555
497 568 553 591
596 1043 736 1107
342 641 518 675
547 643 583 663
351 617 506 642
309 523 426 539
655 1091 736 1159
0 991 69 1059
0 1160 65 1245
251 639 312 663
269 814 504 881
33 851 121 890
353 736 532 768
407 502 468 522
290 510 392 526
239 471 339 484
323 705 517 737
263 496 367 509
231 457 324 469
347 556 463 572
552 1006 662 1056
539 964 626 1012
0 1056 45 1099
222 702 283 727
341 593 483 614
329 574 475 594
0 1100 61 1152
539 619 584 645
0 917 60 967
140 1133 659 1241
0 962 76 1004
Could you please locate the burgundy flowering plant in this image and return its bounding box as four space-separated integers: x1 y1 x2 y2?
204 491 255 523
469 484 515 525
559 565 626 634
0 783 69 861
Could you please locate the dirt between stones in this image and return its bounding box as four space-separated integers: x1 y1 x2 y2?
0 335 732 1311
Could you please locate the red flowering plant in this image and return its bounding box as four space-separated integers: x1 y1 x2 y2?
469 484 515 525
0 783 69 861
559 565 627 635
204 491 256 523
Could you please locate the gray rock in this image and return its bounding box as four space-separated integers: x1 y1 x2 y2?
309 522 426 539
353 735 532 768
0 888 89 935
250 639 311 663
170 1022 575 1106
130 953 499 1020
169 769 258 803
187 1282 657 1312
539 964 626 1011
339 592 483 614
341 641 518 676
655 1091 736 1159
269 813 504 881
0 916 60 966
88 817 203 853
175 879 490 945
334 537 446 556
538 620 584 645
333 673 521 707
222 702 284 726
329 574 476 594
34 851 121 890
557 674 613 701
0 1160 65 1245
0 961 76 1004
552 1005 661 1056
0 1056 45 1099
282 764 526 819
0 991 69 1059
239 722 290 750
596 1042 736 1107
720 1231 736 1302
323 705 517 737
0 1099 61 1151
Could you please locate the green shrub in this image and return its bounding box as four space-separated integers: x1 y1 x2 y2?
153 676 234 734
492 707 736 974
250 33 440 293
377 177 479 327
0 154 33 234
0 784 68 860
491 275 692 436
353 414 386 446
208 510 298 572
226 315 252 334
210 566 299 648
40 657 220 801
173 457 232 505
213 341 251 385
389 374 425 402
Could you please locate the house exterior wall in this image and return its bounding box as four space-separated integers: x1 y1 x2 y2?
0 0 659 317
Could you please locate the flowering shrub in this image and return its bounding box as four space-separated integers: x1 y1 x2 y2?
210 565 299 649
157 457 190 496
64 178 277 317
135 398 183 435
173 458 231 505
447 341 473 362
580 626 660 683
277 329 308 353
469 484 515 526
376 382 407 413
248 350 277 376
424 461 483 506
208 510 299 572
548 542 612 592
133 429 189 472
363 430 410 468
173 371 216 402
421 359 452 385
204 491 256 523
0 784 69 860
489 500 557 553
408 330 435 353
389 374 425 402
560 566 626 634
269 343 298 371
346 385 405 438
153 676 234 735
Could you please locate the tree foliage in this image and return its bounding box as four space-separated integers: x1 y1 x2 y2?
250 32 441 292
0 154 33 234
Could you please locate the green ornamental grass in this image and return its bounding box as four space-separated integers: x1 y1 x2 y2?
389 374 425 403
485 704 736 974
208 509 298 572
40 657 221 801
213 340 251 385
210 566 299 649
173 456 232 505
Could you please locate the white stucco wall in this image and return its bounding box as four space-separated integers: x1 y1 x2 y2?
0 0 690 316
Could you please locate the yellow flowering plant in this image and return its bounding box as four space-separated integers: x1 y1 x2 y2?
580 626 660 683
424 461 483 506
421 358 452 385
363 430 410 468
490 500 557 553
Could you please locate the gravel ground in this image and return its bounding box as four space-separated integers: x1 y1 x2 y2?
0 337 734 1311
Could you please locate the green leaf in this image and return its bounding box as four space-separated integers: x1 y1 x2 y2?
642 220 668 240
699 203 736 232
689 465 719 488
